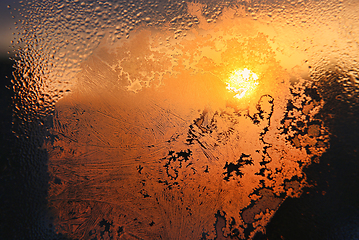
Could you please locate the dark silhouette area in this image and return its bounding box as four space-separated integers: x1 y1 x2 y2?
223 153 253 181
0 57 66 240
262 70 359 240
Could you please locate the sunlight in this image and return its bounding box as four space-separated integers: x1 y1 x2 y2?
225 68 259 99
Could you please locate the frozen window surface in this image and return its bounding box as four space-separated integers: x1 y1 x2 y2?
12 0 359 239
46 28 329 239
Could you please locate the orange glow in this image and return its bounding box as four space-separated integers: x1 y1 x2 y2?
39 4 332 239
225 68 259 99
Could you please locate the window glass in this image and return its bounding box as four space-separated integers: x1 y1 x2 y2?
10 0 359 239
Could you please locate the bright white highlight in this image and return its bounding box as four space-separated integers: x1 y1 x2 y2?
225 68 259 99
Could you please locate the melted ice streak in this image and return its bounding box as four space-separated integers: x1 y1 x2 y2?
22 1 355 239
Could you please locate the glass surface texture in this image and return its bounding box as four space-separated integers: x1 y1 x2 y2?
7 0 359 239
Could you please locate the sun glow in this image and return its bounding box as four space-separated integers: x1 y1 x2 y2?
226 68 259 99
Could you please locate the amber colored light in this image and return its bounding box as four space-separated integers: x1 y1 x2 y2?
225 68 259 99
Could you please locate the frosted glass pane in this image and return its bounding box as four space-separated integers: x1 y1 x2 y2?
8 0 359 239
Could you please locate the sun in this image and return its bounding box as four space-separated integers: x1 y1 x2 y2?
225 68 259 99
